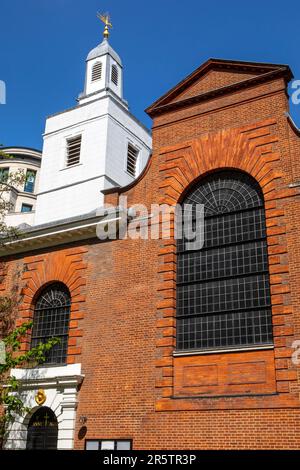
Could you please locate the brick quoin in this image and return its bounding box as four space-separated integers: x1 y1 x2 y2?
2 59 300 449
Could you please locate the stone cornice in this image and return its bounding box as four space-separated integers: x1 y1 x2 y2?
10 364 84 390
0 209 123 257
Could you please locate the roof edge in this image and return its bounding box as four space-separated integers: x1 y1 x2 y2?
1 146 42 156
285 111 300 137
0 207 123 258
146 58 293 116
146 67 292 117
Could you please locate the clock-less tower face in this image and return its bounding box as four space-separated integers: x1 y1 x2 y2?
34 33 152 226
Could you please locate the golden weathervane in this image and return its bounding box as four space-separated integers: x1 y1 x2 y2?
97 12 112 39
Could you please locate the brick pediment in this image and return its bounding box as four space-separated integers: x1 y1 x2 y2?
146 58 292 117
172 69 258 102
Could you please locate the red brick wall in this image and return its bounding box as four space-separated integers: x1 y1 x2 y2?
172 70 257 102
2 246 87 361
2 66 300 449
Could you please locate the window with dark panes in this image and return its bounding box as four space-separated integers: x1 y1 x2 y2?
0 167 9 182
31 283 71 365
21 203 33 212
26 407 58 450
24 169 36 193
176 170 273 352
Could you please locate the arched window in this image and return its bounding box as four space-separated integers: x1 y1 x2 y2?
91 61 102 81
26 407 58 450
176 170 273 352
111 64 118 86
31 283 71 365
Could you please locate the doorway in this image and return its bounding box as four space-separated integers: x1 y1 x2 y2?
26 407 58 450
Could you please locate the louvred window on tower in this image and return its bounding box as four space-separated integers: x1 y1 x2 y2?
66 135 81 167
111 64 118 86
126 143 139 177
176 170 273 352
91 61 102 82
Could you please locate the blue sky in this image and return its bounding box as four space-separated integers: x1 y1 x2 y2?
0 0 300 150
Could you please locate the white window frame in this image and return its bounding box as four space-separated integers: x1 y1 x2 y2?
85 439 132 450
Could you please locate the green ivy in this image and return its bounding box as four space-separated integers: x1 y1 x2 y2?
0 322 59 443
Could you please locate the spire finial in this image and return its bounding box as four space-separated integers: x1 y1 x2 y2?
97 12 112 40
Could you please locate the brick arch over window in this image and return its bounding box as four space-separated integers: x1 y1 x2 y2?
158 121 284 208
156 119 298 410
17 248 88 363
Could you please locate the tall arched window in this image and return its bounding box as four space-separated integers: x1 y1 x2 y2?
31 283 71 365
176 170 273 352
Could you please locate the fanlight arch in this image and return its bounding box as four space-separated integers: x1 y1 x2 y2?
183 171 263 215
176 170 273 351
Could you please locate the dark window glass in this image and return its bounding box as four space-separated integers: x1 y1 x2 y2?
24 169 36 193
0 167 9 182
176 171 273 351
21 203 33 213
26 407 58 450
31 283 71 365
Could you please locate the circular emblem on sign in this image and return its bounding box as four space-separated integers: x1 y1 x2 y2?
35 389 46 406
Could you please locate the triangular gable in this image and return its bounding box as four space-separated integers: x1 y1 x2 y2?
172 69 258 103
146 58 292 116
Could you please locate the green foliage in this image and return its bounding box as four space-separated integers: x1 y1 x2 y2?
0 144 59 446
0 322 60 442
0 145 26 242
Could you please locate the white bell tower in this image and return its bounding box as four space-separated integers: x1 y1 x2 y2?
34 15 151 226
80 38 124 105
81 38 123 100
79 14 125 106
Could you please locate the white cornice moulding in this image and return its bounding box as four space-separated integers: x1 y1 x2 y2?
10 363 84 389
0 211 123 257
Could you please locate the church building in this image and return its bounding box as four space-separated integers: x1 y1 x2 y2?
1 18 300 449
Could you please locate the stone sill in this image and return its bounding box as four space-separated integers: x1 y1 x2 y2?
173 344 274 357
